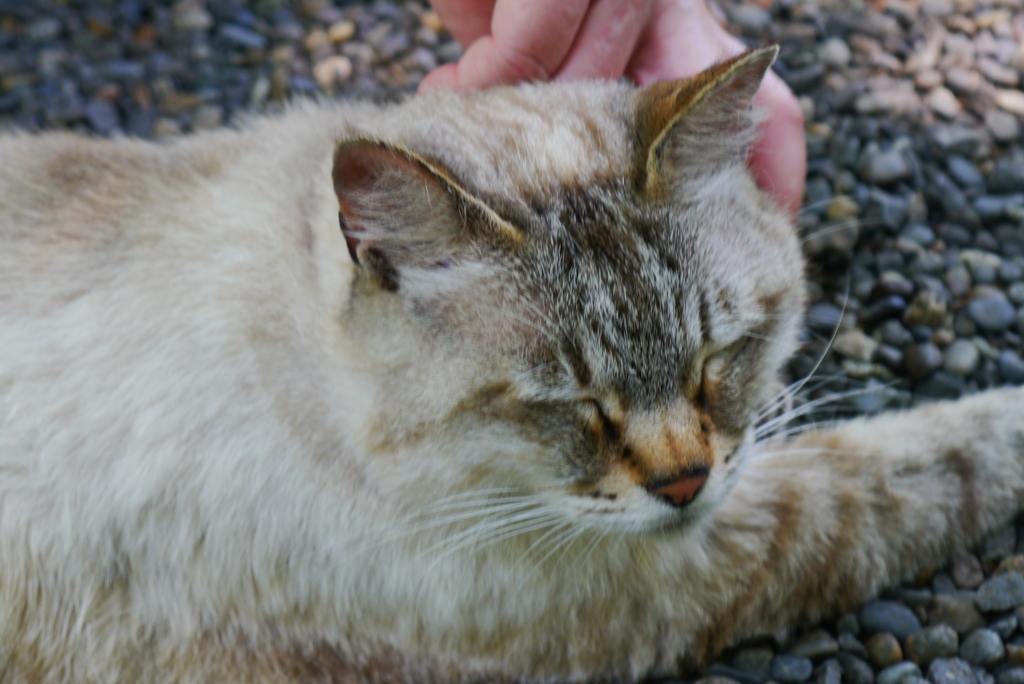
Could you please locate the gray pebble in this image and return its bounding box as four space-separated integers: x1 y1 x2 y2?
943 340 980 376
878 662 922 684
791 630 841 661
733 646 775 678
986 110 1021 145
927 658 977 684
996 668 1024 684
947 157 985 192
905 625 960 668
728 3 773 33
958 629 1004 667
772 655 815 683
989 157 1024 195
988 614 1017 639
819 38 851 68
928 594 985 635
860 601 922 640
839 653 876 684
840 632 871 660
976 573 1024 612
967 295 1017 332
861 150 913 186
838 615 862 636
218 24 267 50
904 343 944 380
999 350 1024 384
819 659 844 684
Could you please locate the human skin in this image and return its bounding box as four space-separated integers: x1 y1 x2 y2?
418 0 806 214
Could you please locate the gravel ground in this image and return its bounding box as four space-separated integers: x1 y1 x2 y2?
3 0 1024 682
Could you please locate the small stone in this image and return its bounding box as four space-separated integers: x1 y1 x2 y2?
190 104 222 131
904 343 944 380
171 0 213 31
729 3 772 33
733 646 775 678
219 24 267 50
84 98 118 136
820 38 851 68
878 662 922 684
328 20 356 43
997 669 1024 684
861 149 913 186
984 525 1019 564
943 341 980 376
838 653 875 684
976 573 1024 612
929 595 985 635
834 330 879 362
958 629 1004 667
304 28 329 52
866 633 903 669
313 56 353 89
996 90 1024 117
818 659 843 684
838 615 861 636
989 615 1017 640
420 10 445 32
967 295 1017 332
986 110 1021 145
999 350 1024 384
947 157 985 192
906 625 960 667
989 159 1024 194
927 658 976 684
917 71 944 90
772 655 814 683
791 630 840 661
905 291 947 329
152 117 182 139
860 601 922 640
998 556 1024 575
808 303 844 334
839 632 871 660
979 59 1019 88
1008 644 1024 666
828 196 861 222
1009 284 1024 306
952 552 985 589
927 87 962 119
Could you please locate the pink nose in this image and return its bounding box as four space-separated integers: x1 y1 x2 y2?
650 473 708 507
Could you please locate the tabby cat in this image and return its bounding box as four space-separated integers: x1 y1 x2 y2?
0 46 1022 683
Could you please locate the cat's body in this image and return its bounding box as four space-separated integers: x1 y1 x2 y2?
1 49 1023 683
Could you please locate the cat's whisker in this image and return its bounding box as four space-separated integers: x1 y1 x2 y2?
796 217 872 246
754 385 883 440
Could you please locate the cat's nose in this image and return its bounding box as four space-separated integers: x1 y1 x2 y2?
647 472 708 508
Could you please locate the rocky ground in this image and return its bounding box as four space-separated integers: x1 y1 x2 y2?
3 0 1024 683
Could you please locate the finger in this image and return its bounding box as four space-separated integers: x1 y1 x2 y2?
420 0 591 91
427 0 496 47
748 71 806 215
418 63 460 93
554 0 654 81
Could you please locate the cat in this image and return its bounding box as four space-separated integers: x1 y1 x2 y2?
0 45 1023 683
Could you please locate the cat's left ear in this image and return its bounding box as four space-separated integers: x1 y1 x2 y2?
634 45 779 198
333 139 520 291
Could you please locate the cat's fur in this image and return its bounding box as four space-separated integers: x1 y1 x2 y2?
0 47 1022 683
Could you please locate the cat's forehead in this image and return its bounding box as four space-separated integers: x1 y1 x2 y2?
373 82 637 201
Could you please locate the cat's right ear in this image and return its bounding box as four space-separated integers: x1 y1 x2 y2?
634 46 779 198
333 139 520 292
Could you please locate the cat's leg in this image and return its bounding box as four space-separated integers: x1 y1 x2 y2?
688 386 1024 664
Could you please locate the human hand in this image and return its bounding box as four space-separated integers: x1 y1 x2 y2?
418 0 806 214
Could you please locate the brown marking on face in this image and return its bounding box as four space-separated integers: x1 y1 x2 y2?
622 403 714 487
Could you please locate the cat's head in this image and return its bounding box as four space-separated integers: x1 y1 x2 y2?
334 47 805 535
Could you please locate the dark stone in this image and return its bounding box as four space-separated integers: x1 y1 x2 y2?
879 320 915 348
860 601 922 640
837 653 875 684
818 659 844 684
878 662 923 684
865 189 910 232
927 658 978 684
772 655 815 683
976 574 1024 612
999 350 1024 384
988 157 1024 194
706 663 765 684
732 646 775 679
808 303 844 334
83 98 118 136
218 23 268 49
997 668 1024 684
904 343 943 380
916 371 966 399
958 629 1004 667
790 630 841 661
861 296 908 327
947 156 985 192
929 593 983 634
906 625 960 667
967 295 1017 332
